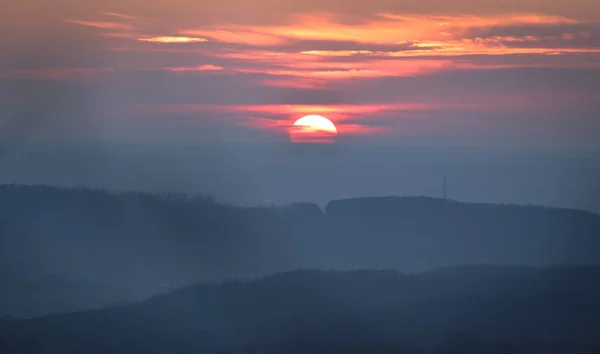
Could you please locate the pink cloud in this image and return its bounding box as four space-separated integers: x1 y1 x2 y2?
167 64 224 72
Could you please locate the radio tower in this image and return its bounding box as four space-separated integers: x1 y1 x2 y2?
443 176 447 200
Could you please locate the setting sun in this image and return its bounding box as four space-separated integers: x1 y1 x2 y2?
289 115 338 143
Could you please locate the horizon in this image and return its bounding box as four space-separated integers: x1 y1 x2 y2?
3 182 600 216
1 141 599 214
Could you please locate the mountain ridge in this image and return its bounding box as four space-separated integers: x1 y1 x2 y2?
2 184 599 318
2 265 600 354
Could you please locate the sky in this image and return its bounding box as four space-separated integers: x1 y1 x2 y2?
1 0 599 147
0 0 599 213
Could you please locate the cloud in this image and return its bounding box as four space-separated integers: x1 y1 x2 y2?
233 59 452 81
128 97 581 139
52 10 600 83
138 36 208 44
176 13 580 46
161 65 224 72
261 77 325 89
461 22 599 40
180 28 286 45
64 20 136 31
145 12 598 89
130 102 464 125
129 103 427 136
102 12 139 21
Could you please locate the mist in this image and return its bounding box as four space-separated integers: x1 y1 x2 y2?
1 141 599 213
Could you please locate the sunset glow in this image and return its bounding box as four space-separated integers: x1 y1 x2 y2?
1 0 599 146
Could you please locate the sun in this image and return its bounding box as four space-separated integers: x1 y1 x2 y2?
289 115 338 144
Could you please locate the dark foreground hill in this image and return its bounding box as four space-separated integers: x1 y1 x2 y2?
2 266 600 354
1 184 600 317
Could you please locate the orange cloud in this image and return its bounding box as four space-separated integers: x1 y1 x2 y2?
279 59 450 77
64 12 149 38
183 13 580 46
298 50 376 57
378 13 579 28
100 32 145 39
206 50 453 84
235 63 446 79
168 12 599 88
302 48 600 60
132 103 441 121
129 94 590 138
163 65 224 72
261 78 326 89
221 54 600 89
138 36 208 43
213 50 317 64
63 11 599 84
64 20 135 31
130 97 543 128
52 11 600 93
180 28 285 45
102 12 138 20
235 104 444 125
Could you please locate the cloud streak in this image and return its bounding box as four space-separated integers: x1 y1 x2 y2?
64 20 136 31
128 101 515 138
162 65 224 72
138 36 208 44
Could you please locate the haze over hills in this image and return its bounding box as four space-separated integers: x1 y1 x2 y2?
2 266 600 354
1 184 599 318
2 143 599 214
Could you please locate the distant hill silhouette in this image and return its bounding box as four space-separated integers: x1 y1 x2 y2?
324 196 600 269
1 266 600 354
1 184 600 317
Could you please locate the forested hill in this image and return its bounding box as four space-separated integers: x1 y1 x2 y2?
323 196 600 269
1 184 599 317
2 266 600 354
